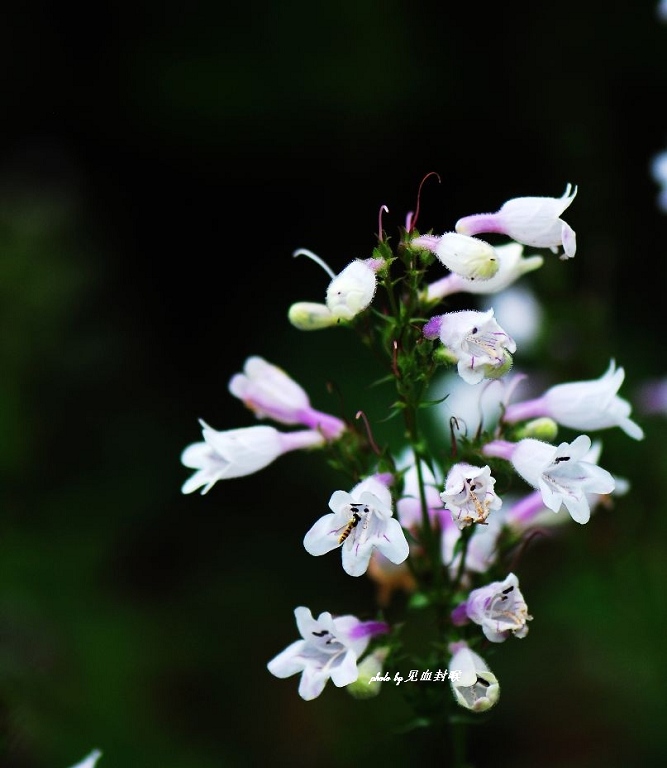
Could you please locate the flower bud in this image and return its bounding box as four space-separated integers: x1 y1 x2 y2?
346 648 390 699
513 417 559 442
288 302 337 331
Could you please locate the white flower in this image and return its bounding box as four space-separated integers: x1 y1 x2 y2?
465 572 532 642
288 249 378 329
325 259 377 320
267 606 387 700
424 242 543 301
503 360 644 440
509 434 616 524
414 231 500 281
448 644 500 712
455 184 578 259
440 463 502 529
423 309 516 385
68 751 102 768
303 476 410 577
181 422 325 494
228 356 345 439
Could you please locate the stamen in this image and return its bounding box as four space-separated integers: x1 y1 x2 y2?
293 248 336 280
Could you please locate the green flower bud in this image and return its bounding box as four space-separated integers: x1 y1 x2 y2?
346 648 390 700
513 417 559 442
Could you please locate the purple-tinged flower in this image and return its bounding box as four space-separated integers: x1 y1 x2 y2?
448 642 500 712
455 184 577 259
503 360 644 440
303 476 409 577
267 606 389 701
483 434 615 524
463 572 532 642
424 243 543 301
228 356 345 440
440 463 502 529
651 149 667 212
423 309 516 385
181 422 325 494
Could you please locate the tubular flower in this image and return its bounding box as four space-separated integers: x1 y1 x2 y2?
412 231 500 280
440 463 502 529
288 249 379 330
463 572 532 642
448 643 500 712
455 184 578 259
424 242 544 301
267 606 389 701
303 475 410 577
483 434 616 524
423 309 516 385
180 422 325 494
228 356 345 440
502 360 644 440
68 752 102 768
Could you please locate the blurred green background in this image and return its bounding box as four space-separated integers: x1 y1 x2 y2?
1 1 667 766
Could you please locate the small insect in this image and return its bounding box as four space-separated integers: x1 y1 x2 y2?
338 511 362 544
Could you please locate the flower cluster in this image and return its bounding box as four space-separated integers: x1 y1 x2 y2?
180 179 641 733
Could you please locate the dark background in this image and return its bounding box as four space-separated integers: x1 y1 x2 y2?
1 1 667 766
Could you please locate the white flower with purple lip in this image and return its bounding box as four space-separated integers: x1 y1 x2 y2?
455 184 577 259
503 360 644 440
68 752 102 768
483 434 616 524
303 475 410 577
181 422 325 494
461 572 532 642
423 309 516 385
267 606 389 700
440 463 502 530
228 356 345 440
448 642 500 712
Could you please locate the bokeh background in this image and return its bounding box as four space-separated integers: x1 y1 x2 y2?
1 1 667 766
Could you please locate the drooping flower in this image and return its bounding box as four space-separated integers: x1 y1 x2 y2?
448 642 500 712
424 242 543 301
440 463 502 529
412 231 500 281
303 475 410 577
267 606 389 700
288 249 379 330
455 184 578 259
483 434 616 524
423 309 516 385
461 572 532 642
68 751 102 768
181 422 325 494
502 360 644 440
228 356 345 440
